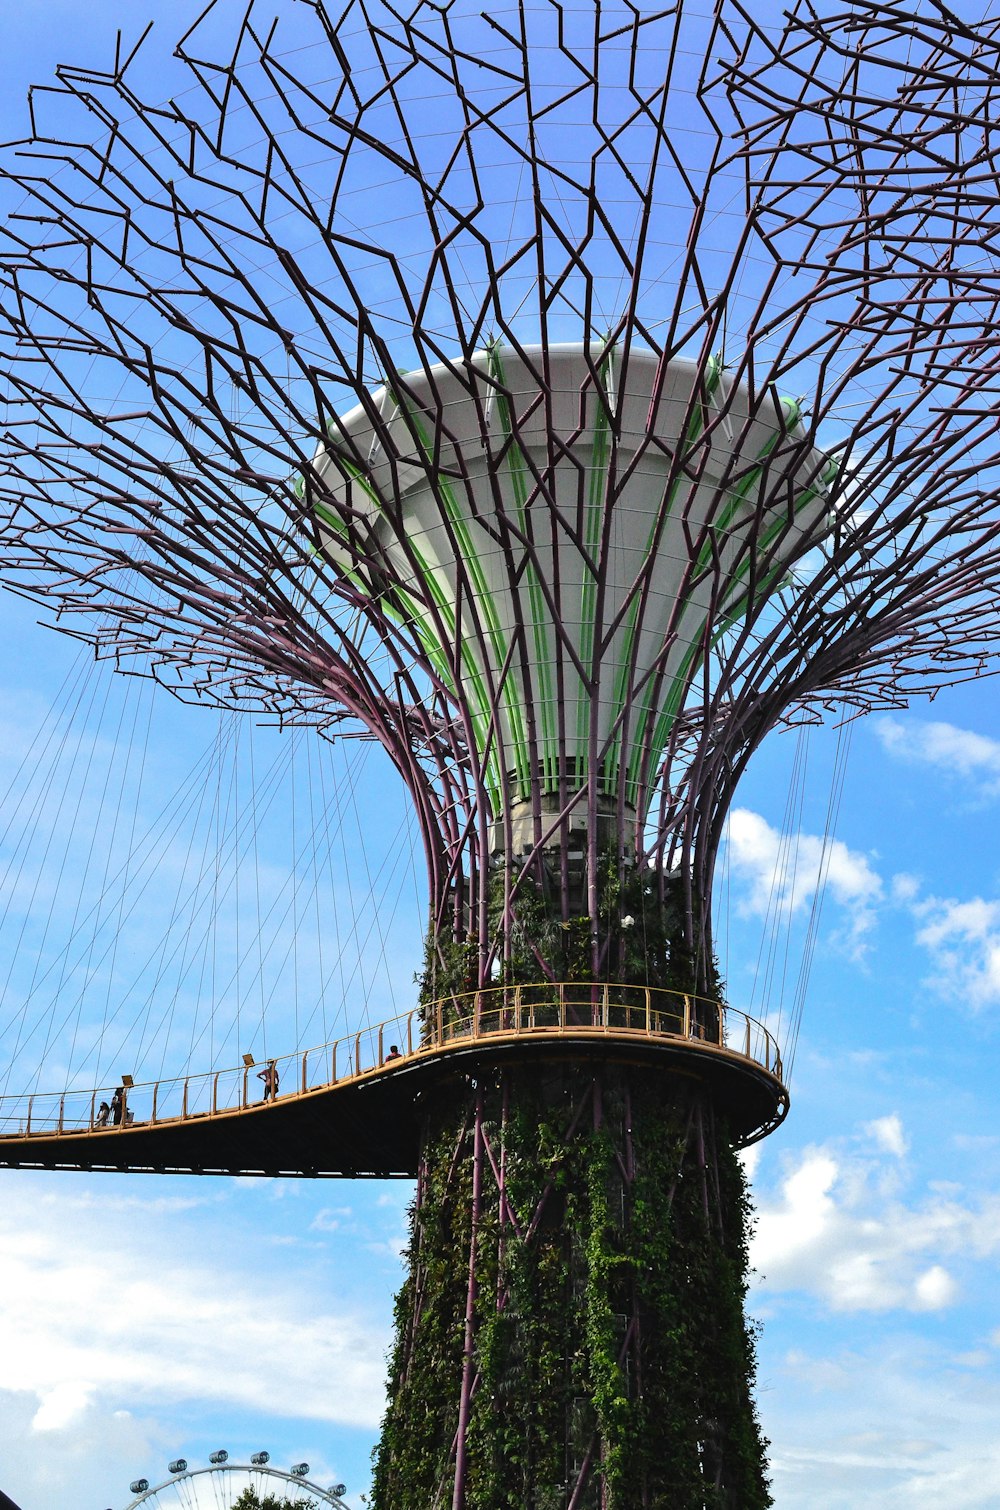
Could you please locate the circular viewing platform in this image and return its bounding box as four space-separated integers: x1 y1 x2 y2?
0 984 788 1177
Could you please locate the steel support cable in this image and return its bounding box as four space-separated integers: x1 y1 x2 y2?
291 721 301 1053
214 706 246 1068
0 648 98 967
785 717 854 1083
303 732 327 1051
13 710 295 1089
242 762 419 1059
295 733 378 1052
762 724 810 1044
158 727 403 1071
81 645 164 1053
184 709 241 1076
0 649 101 1095
247 718 268 1062
745 724 806 1025
775 722 812 1038
758 728 807 1031
58 668 158 1091
190 731 376 1055
271 730 385 1038
0 646 120 1090
306 733 358 1054
163 718 301 1074
124 713 244 1080
342 750 408 1027
21 707 236 1090
782 721 851 1083
0 645 93 852
0 697 241 1083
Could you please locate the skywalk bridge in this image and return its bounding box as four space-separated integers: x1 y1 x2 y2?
0 984 787 1177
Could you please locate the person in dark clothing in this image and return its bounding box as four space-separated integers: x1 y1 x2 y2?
110 1086 125 1125
258 1060 279 1101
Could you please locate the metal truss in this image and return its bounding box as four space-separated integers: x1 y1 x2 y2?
1 0 1000 969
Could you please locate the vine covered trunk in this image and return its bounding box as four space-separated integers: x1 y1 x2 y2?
372 1062 770 1510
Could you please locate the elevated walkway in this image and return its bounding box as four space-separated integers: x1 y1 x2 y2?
0 984 788 1177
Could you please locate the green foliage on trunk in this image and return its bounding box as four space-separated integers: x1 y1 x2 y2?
372 1066 771 1510
418 856 700 1001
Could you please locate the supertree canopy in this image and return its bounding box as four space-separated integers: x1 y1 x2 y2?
2 0 1000 1505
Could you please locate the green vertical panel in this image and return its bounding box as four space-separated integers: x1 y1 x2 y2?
392 387 531 802
578 345 614 791
611 356 722 805
488 346 559 799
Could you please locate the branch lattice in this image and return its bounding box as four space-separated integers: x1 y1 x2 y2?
2 0 1000 956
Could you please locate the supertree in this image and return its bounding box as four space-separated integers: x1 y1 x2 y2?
2 0 1000 1505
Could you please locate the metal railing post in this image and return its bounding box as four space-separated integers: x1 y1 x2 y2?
58 1096 64 1134
355 1033 361 1076
407 1012 414 1054
89 1091 96 1130
378 1026 384 1065
331 1041 337 1082
27 1096 33 1135
152 1083 159 1123
302 1051 308 1093
212 1073 220 1114
183 1079 189 1119
645 988 651 1036
744 1018 751 1058
683 995 691 1038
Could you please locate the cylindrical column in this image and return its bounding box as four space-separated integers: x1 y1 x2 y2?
372 1060 771 1510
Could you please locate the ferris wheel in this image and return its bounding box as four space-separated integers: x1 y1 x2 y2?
117 1451 349 1509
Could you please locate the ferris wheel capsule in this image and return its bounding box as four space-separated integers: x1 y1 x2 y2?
120 1458 347 1506
208 1450 228 1464
167 1461 186 1474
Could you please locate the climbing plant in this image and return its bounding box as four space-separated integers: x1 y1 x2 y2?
372 1066 771 1510
417 856 703 1004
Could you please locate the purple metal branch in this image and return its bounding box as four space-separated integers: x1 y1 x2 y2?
452 1086 484 1510
1 0 1000 986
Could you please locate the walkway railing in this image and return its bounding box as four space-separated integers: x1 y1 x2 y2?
0 983 782 1140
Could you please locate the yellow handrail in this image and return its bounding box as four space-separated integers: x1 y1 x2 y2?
0 983 784 1141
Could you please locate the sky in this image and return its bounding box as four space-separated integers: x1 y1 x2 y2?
1 4 1000 1509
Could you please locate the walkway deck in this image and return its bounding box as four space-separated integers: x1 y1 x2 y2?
0 985 787 1176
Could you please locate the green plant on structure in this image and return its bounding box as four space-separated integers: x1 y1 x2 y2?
371 1070 771 1510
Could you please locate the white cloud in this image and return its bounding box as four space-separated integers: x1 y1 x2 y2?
911 894 1000 1008
725 807 882 954
751 1119 1000 1313
913 1265 957 1310
866 1114 908 1158
0 1178 392 1438
762 1339 1000 1508
875 716 1000 796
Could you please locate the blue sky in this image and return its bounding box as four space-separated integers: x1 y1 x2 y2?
2 4 1000 1509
